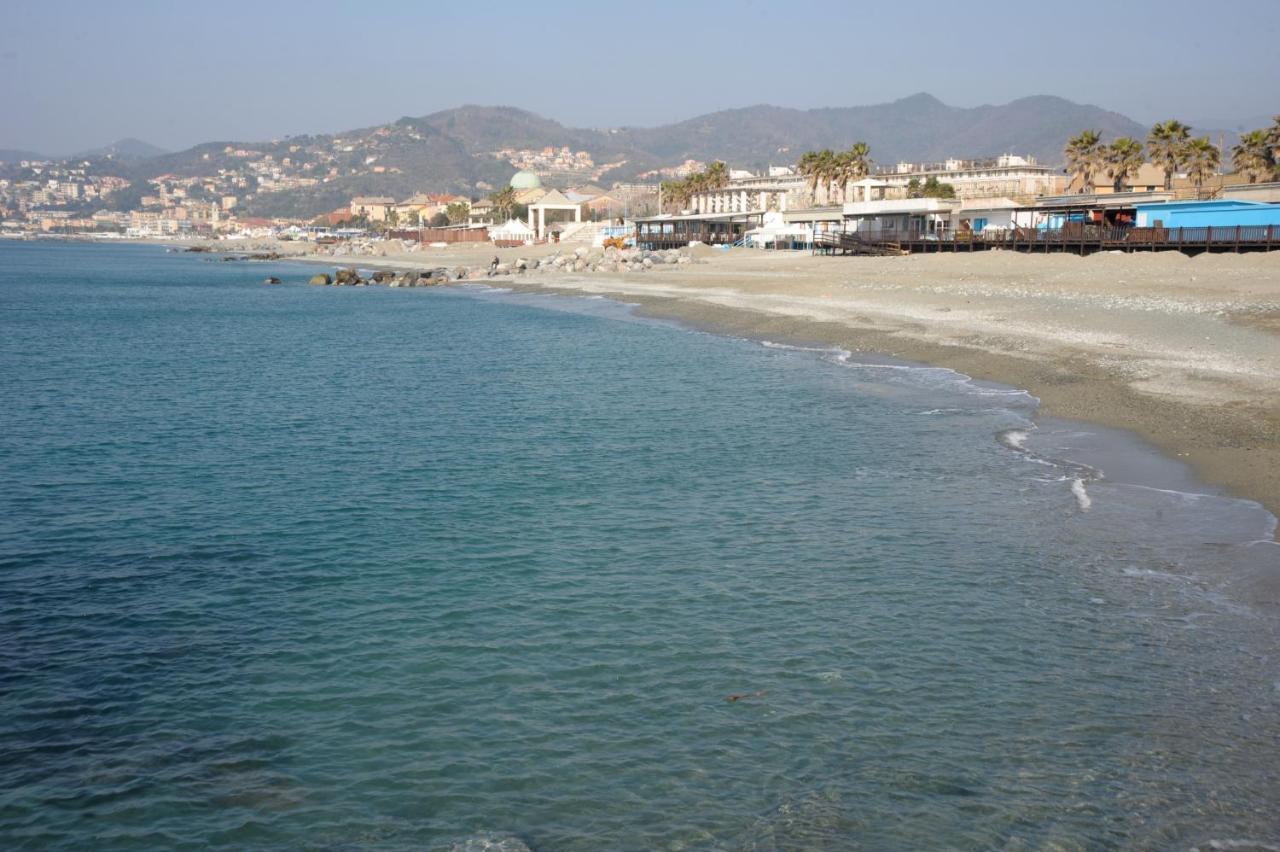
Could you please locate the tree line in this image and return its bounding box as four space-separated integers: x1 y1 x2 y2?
796 144 873 205
1066 117 1280 195
658 161 730 213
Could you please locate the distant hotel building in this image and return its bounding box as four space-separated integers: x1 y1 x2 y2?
683 155 1066 215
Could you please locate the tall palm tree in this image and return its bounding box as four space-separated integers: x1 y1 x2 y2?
704 160 729 190
1065 130 1104 193
659 179 682 214
815 149 837 205
842 142 872 201
489 185 517 221
797 151 822 204
1104 137 1145 192
1183 136 1221 195
1231 130 1274 183
830 151 852 203
1146 120 1191 190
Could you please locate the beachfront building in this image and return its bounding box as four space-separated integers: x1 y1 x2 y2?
711 155 1064 213
840 198 960 239
744 211 816 249
349 196 395 222
527 189 582 240
951 198 1029 234
1067 163 1167 195
1132 199 1280 230
685 182 794 215
468 198 496 226
881 155 1065 202
1224 182 1280 204
1033 190 1175 228
634 211 764 249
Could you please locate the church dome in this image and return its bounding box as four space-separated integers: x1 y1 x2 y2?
510 170 542 190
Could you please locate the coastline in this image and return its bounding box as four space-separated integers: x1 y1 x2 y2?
302 244 1280 524
137 237 1280 526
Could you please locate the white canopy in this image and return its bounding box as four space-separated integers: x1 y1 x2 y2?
490 218 535 240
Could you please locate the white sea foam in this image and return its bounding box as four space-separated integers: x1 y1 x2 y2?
1071 478 1093 511
999 429 1030 451
1196 841 1280 852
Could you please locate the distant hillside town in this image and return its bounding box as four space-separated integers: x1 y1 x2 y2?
1 106 1276 255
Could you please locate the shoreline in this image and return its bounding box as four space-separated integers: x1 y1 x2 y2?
92 238 1280 528
281 244 1280 527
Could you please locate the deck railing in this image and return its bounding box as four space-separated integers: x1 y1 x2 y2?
814 224 1278 253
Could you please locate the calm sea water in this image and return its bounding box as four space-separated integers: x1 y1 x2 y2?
1 241 1278 850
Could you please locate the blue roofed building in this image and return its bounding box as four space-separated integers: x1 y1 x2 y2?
1133 199 1280 229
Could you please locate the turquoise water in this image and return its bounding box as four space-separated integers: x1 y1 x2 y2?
1 241 1278 850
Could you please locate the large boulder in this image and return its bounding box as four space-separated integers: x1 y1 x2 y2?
309 273 332 286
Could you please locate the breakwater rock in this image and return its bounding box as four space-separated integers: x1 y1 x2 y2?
313 246 699 288
516 246 697 276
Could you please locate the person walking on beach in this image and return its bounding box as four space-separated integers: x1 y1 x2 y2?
489 255 499 276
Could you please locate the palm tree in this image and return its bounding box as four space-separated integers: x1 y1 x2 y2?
830 151 853 203
704 160 729 190
489 185 517 220
815 149 837 205
1065 130 1104 193
841 142 871 201
1146 120 1191 190
797 151 823 205
1183 136 1221 196
1231 130 1274 183
1104 137 1145 192
847 142 871 176
659 179 685 214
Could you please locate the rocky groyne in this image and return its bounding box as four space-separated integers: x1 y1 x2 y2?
300 246 701 287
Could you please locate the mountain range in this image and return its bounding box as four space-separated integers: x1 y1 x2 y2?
0 138 170 164
7 94 1252 218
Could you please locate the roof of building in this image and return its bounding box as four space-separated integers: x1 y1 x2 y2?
842 198 959 216
634 211 764 223
1035 190 1174 210
529 189 577 208
510 170 542 190
1131 198 1278 211
783 208 845 223
514 187 547 204
351 196 394 205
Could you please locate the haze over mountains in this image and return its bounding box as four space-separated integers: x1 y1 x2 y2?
4 93 1249 218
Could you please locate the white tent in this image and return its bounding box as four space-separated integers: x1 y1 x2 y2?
490 218 535 244
745 210 812 249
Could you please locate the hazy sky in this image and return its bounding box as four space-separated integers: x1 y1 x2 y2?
3 0 1277 155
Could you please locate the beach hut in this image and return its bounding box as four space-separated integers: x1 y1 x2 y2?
490 218 536 247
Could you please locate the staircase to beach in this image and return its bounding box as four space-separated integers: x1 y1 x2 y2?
556 221 610 245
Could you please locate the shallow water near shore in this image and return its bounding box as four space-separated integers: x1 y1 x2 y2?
2 242 1278 850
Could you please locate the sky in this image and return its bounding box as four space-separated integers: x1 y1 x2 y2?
2 0 1278 155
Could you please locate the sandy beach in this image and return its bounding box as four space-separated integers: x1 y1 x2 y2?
202 236 1280 522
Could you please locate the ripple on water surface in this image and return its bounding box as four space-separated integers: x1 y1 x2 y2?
0 242 1277 850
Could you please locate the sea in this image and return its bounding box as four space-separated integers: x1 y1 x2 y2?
1 240 1277 850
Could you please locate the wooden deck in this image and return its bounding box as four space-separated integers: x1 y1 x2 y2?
814 224 1280 257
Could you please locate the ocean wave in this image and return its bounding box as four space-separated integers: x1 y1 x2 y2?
1071 478 1092 511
